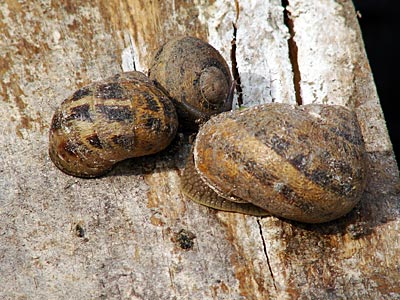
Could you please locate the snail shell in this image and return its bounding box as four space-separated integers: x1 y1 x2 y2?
181 103 367 223
148 36 233 128
49 71 178 178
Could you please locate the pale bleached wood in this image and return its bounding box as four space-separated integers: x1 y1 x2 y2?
0 1 399 300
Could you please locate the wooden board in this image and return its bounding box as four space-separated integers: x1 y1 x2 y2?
1 0 399 299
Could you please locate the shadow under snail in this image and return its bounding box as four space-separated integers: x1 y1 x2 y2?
49 36 367 223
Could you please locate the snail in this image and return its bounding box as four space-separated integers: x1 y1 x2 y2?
180 103 367 223
148 36 233 129
48 71 178 178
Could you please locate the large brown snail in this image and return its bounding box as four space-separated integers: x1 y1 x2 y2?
180 103 367 223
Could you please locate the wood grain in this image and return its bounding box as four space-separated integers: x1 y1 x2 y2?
1 0 399 299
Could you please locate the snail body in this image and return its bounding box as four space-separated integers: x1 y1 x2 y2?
49 71 178 178
181 103 367 223
149 36 233 128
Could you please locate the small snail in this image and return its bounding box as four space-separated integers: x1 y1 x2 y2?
149 36 233 129
49 71 178 178
181 103 367 223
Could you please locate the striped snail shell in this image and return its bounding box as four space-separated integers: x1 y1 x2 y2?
181 103 367 223
49 71 178 178
148 36 233 129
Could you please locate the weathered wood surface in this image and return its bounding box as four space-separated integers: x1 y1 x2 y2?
1 0 399 299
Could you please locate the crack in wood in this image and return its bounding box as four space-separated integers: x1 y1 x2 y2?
230 0 243 107
129 34 137 71
121 33 137 72
282 0 302 105
257 219 277 291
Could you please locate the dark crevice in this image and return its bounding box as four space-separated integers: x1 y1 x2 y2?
231 1 243 107
282 0 302 105
257 219 277 291
128 34 137 71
